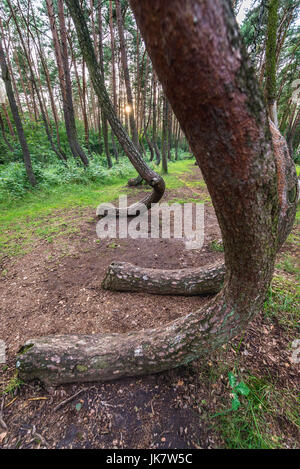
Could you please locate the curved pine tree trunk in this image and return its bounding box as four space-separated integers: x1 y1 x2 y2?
17 0 298 386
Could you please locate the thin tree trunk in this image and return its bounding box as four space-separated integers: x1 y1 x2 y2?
109 0 118 115
115 0 139 150
0 109 14 152
168 105 173 160
57 0 89 165
14 50 33 119
108 0 120 163
161 94 168 173
0 40 36 186
28 0 65 155
174 120 180 160
266 0 279 127
152 72 161 164
0 18 23 115
46 0 89 166
97 1 112 167
2 103 15 137
7 0 66 163
136 29 140 134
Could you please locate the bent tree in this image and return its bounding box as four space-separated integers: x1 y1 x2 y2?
17 0 298 386
64 0 165 215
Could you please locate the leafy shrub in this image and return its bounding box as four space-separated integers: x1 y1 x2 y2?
0 154 136 202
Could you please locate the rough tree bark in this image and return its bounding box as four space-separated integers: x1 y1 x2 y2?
104 120 297 296
17 0 298 386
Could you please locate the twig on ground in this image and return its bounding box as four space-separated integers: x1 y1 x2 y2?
54 387 88 412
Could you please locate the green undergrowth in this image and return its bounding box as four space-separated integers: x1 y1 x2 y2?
197 244 299 448
264 276 300 331
0 159 196 261
212 370 299 449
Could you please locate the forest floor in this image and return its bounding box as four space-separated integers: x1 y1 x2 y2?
0 160 299 449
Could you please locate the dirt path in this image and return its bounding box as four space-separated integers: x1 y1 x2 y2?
0 164 299 449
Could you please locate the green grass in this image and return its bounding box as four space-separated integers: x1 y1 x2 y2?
296 204 300 222
168 197 202 205
264 277 299 331
0 159 196 261
197 348 300 449
287 231 300 247
294 164 300 222
210 240 224 252
198 264 299 449
157 160 196 189
0 159 195 219
3 373 24 396
162 159 195 175
213 372 299 449
276 255 300 278
177 176 207 190
0 180 132 260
